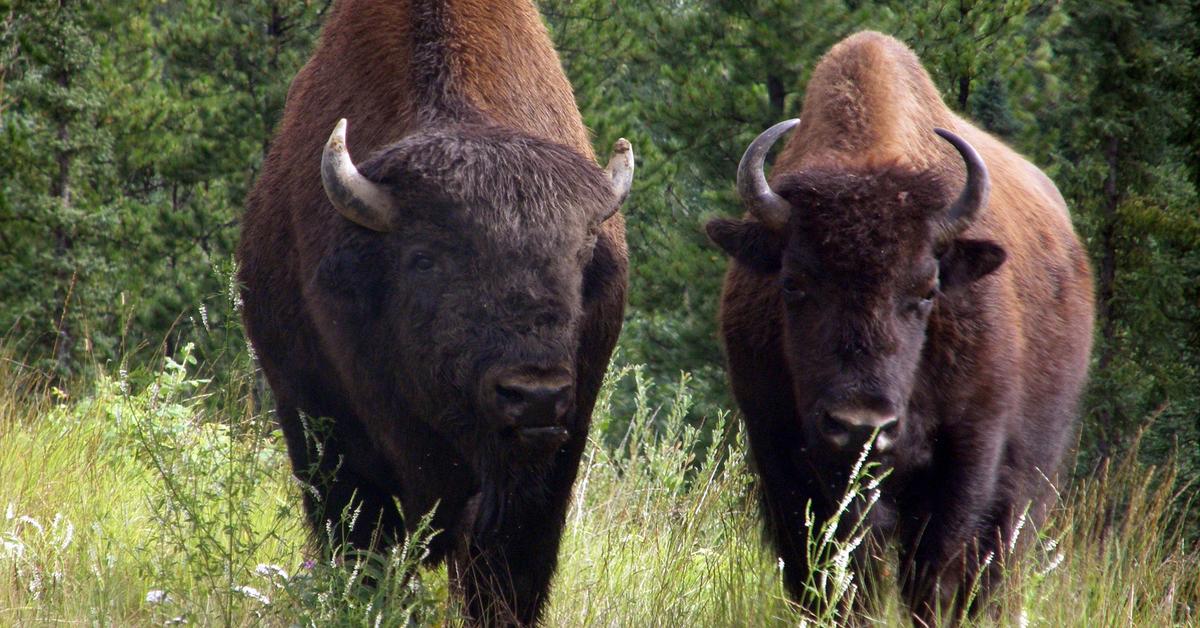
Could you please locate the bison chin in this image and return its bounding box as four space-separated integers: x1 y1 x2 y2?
462 430 570 540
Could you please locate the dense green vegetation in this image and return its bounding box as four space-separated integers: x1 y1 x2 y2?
1 0 1198 624
1 347 1197 625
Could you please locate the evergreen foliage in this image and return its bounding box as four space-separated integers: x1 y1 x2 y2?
0 0 1196 525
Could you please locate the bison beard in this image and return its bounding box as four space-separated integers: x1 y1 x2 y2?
238 1 633 625
708 31 1093 626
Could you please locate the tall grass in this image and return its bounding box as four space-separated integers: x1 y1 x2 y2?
1 347 1197 626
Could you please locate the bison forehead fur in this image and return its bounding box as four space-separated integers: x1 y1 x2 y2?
359 124 614 243
773 165 949 282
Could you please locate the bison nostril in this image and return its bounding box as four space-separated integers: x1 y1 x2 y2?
496 384 526 406
822 413 849 436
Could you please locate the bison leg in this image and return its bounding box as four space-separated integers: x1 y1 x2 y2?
276 405 407 553
449 442 586 626
900 530 1009 628
897 434 1009 626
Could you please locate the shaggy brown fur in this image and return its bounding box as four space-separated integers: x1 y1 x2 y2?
237 2 628 625
708 32 1093 625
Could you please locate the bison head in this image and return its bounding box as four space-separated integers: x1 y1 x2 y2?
707 120 1005 462
314 119 632 473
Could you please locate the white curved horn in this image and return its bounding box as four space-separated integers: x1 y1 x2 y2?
321 118 396 232
737 119 799 230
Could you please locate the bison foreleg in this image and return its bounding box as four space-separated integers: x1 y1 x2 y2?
277 406 407 554
898 423 1008 626
450 449 583 626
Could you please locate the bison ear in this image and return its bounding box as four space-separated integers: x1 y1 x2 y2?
939 239 1006 291
705 218 784 274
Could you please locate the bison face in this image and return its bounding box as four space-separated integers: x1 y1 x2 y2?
708 123 1004 463
314 121 632 469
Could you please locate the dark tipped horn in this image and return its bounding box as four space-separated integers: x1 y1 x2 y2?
934 128 990 241
321 118 396 232
737 119 799 230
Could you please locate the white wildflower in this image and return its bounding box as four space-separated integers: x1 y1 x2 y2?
344 556 363 597
54 516 74 550
199 304 209 331
146 589 169 604
980 551 995 571
348 503 362 533
1018 609 1029 628
777 557 785 572
1040 552 1065 577
255 563 289 582
2 537 25 559
28 568 42 599
1009 510 1028 554
848 436 872 482
5 503 13 521
88 548 101 578
234 584 270 605
292 477 322 502
17 515 44 535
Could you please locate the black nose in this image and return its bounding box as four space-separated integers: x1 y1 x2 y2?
492 374 573 429
819 407 899 451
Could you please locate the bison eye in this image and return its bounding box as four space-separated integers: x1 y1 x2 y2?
409 252 435 272
907 287 937 316
780 277 807 302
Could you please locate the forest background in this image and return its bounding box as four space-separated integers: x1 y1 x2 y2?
3 0 1196 495
1 0 1198 624
0 0 1198 617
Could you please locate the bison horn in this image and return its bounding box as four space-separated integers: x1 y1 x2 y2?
597 137 635 223
737 118 799 230
934 128 990 241
321 118 396 232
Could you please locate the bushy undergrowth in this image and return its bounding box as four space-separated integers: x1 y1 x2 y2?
1 348 1197 626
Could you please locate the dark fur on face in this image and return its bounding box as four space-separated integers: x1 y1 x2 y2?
715 166 972 467
773 167 950 465
319 125 613 467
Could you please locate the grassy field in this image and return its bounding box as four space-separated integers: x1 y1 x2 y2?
1 348 1197 626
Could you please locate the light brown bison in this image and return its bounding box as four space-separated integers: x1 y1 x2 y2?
706 31 1093 624
237 1 633 623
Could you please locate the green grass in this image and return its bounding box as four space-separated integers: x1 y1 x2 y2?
1 350 1197 626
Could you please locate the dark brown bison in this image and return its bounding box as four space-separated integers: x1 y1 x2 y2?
706 31 1093 624
237 1 633 623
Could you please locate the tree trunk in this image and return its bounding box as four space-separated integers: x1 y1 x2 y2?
51 41 74 374
767 73 786 121
1094 134 1122 459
